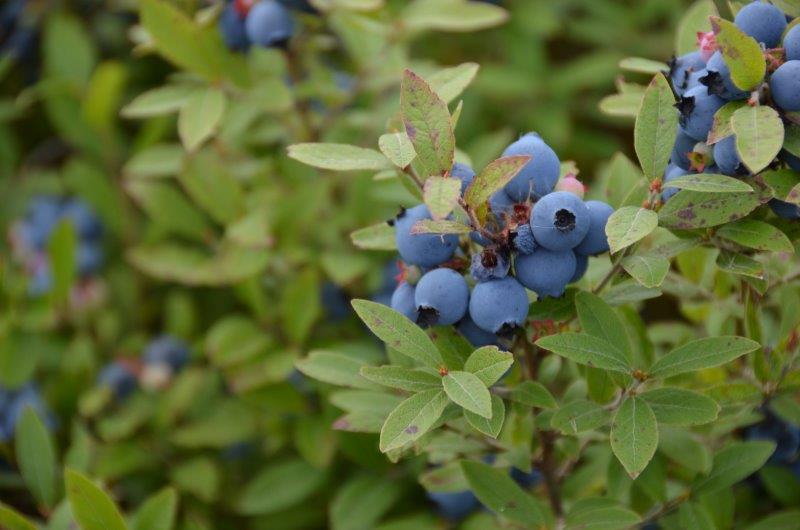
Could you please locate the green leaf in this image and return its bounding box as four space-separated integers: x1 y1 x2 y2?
659 427 712 474
463 346 514 386
619 57 669 74
658 190 761 230
48 220 77 304
731 105 784 174
237 459 327 515
551 399 612 434
763 169 800 204
662 173 753 192
442 371 492 418
15 408 59 509
410 219 471 235
350 223 396 250
379 389 449 452
622 255 670 288
716 250 765 279
676 0 714 54
708 101 747 144
464 155 530 211
295 350 380 390
123 144 183 179
745 510 800 530
784 123 800 157
639 387 720 426
400 69 455 178
120 85 194 118
330 475 403 530
605 207 658 254
717 219 794 252
460 461 548 527
378 133 416 169
678 503 716 530
177 88 226 151
403 1 508 33
352 299 444 369
0 504 38 530
649 336 761 379
287 143 391 171
43 14 95 86
566 505 642 530
575 291 631 360
65 469 128 530
423 176 462 220
693 441 776 494
428 62 480 104
536 332 631 373
509 381 557 409
359 366 442 392
464 394 505 438
635 73 678 182
131 488 177 530
126 181 211 242
610 397 658 479
169 457 219 502
711 16 766 91
179 151 244 225
599 92 644 119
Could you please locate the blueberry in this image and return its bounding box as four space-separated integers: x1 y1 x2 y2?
713 135 747 176
414 268 469 326
770 60 800 111
734 1 787 48
530 191 591 251
427 491 479 521
143 335 190 372
470 248 510 282
574 200 613 256
468 277 529 335
457 315 502 348
662 163 690 202
62 200 102 240
321 282 351 321
783 150 800 171
769 198 800 219
676 85 725 141
501 133 561 201
25 196 61 249
515 248 576 298
669 51 707 95
512 223 537 255
671 130 697 170
571 252 589 283
77 243 104 277
451 162 475 195
97 362 138 400
245 0 294 48
390 282 419 322
219 2 250 51
744 413 800 463
0 384 53 442
700 52 752 100
510 467 542 489
395 205 458 268
785 25 800 61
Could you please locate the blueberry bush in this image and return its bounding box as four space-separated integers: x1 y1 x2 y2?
2 0 800 529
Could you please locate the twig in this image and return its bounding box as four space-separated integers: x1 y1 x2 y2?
538 431 564 517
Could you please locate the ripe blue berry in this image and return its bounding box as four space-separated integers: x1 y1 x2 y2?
574 200 613 256
671 130 698 170
530 191 591 251
677 85 725 141
734 1 787 48
713 135 746 176
468 277 529 334
143 335 190 373
395 205 458 268
501 133 561 201
62 200 103 240
470 248 510 282
701 52 751 100
457 315 503 348
510 467 542 489
669 51 706 95
512 223 537 255
744 413 800 463
783 150 800 171
785 25 800 61
515 248 576 298
98 362 138 400
0 384 52 441
219 3 250 51
245 0 294 48
769 199 800 219
451 162 475 195
662 163 690 202
414 268 469 326
770 60 800 111
390 282 418 322
427 491 479 521
571 252 588 283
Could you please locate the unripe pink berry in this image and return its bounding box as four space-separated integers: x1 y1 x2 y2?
555 175 585 199
697 31 717 63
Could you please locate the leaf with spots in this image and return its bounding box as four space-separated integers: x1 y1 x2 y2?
658 190 762 230
711 16 767 91
634 73 678 182
763 169 800 205
717 219 793 252
731 105 784 174
648 336 761 379
378 132 416 169
464 155 530 211
352 300 443 370
716 250 765 279
662 173 753 193
410 219 472 235
708 101 746 144
460 461 548 527
423 176 462 220
622 254 670 288
378 389 449 452
400 69 455 179
610 397 659 479
605 207 658 254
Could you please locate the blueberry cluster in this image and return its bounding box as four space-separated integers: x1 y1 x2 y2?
97 335 190 398
219 0 295 51
428 465 540 521
744 410 800 478
9 196 103 295
390 133 613 346
665 1 800 216
0 384 53 441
